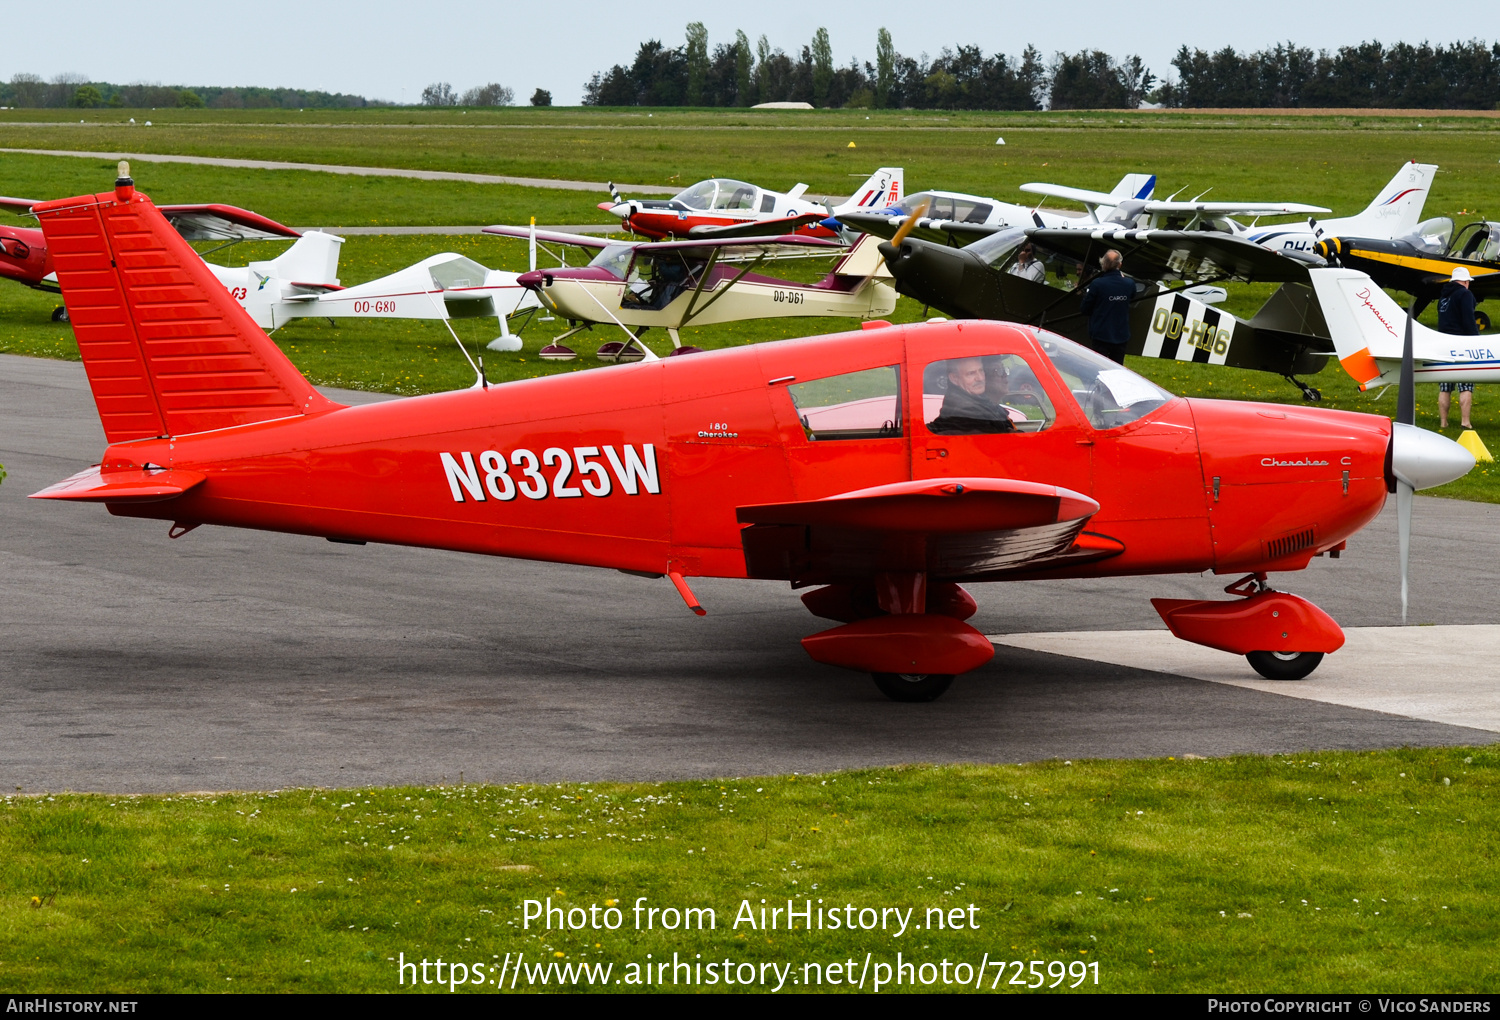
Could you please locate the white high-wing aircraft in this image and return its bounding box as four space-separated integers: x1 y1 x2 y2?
601 167 903 240
833 173 1159 246
1020 162 1437 254
206 232 541 350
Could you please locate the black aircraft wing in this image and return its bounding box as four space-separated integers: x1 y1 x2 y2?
839 211 1005 248
1027 228 1319 285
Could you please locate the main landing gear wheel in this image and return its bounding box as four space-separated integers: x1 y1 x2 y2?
51 306 69 322
1477 310 1491 332
871 672 955 702
1246 650 1323 681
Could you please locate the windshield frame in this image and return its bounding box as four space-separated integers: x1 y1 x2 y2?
1026 328 1177 432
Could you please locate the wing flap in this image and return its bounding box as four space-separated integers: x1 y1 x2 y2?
30 465 206 503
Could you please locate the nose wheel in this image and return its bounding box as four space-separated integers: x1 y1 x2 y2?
871 672 955 702
1245 650 1324 681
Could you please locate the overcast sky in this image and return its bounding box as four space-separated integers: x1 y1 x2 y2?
9 1 1497 105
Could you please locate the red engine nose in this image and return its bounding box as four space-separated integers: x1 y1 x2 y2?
1186 399 1391 573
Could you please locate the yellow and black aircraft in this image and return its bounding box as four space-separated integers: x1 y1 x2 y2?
1315 217 1498 329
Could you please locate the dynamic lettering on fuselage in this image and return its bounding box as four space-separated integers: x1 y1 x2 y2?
440 444 660 503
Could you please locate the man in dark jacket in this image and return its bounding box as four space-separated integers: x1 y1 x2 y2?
928 357 1015 434
1436 266 1479 431
1079 249 1134 364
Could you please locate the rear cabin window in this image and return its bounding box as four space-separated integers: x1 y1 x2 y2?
788 366 902 441
922 354 1055 435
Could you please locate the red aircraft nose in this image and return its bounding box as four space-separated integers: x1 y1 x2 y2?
1187 399 1391 573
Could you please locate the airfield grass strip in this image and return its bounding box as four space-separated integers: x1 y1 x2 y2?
1 747 1497 993
3 108 1500 211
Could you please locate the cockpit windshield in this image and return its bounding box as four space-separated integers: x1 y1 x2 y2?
588 244 636 280
674 178 759 212
1035 331 1174 429
888 191 938 217
1406 217 1454 253
428 255 490 290
965 227 1028 267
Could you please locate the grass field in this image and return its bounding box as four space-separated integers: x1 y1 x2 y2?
3 747 1497 993
4 107 1500 221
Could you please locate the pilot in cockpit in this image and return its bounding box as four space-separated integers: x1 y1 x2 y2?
928 357 1016 435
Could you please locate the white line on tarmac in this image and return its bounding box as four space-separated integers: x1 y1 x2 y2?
992 626 1500 733
0 147 680 194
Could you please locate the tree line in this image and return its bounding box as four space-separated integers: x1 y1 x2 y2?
583 26 1500 110
2 73 374 109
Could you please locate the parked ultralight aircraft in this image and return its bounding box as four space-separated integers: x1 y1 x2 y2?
877 224 1341 398
25 172 1475 700
207 231 541 351
484 224 895 361
834 173 1159 246
600 167 902 240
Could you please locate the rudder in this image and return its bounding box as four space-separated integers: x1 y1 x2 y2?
35 180 340 444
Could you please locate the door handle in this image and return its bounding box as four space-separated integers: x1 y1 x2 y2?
926 448 948 460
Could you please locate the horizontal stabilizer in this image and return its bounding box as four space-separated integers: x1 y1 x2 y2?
30 465 205 502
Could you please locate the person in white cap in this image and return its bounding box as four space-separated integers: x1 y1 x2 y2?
1436 265 1478 430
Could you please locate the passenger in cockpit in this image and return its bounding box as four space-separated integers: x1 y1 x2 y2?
928 357 1015 434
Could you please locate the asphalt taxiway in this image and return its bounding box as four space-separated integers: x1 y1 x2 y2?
2 354 1496 793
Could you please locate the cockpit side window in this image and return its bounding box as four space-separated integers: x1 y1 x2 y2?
922 354 1055 435
1034 331 1173 429
787 366 902 441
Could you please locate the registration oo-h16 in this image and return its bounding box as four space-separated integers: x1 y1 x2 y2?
29 173 1474 701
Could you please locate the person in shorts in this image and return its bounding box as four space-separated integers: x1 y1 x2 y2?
1436 266 1479 431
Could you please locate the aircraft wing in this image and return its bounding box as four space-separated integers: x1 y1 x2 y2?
0 196 41 216
685 213 830 239
158 204 301 240
1027 227 1319 284
633 234 844 262
1019 182 1119 208
838 211 1002 248
737 476 1124 583
1141 201 1330 217
483 225 615 250
3 196 298 241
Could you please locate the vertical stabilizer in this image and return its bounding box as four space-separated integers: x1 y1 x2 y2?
34 183 340 444
256 230 343 286
833 168 903 214
1330 162 1437 238
1109 173 1157 202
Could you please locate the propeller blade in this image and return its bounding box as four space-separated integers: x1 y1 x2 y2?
1396 301 1416 426
1398 480 1413 624
856 199 930 294
1396 299 1416 623
888 199 930 249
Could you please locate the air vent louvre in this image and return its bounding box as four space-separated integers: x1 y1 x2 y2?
1265 527 1317 560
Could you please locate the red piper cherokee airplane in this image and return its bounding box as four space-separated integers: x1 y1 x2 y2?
26 173 1476 701
1 193 299 319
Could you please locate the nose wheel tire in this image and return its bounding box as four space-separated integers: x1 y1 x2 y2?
871 672 955 702
1245 650 1323 682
